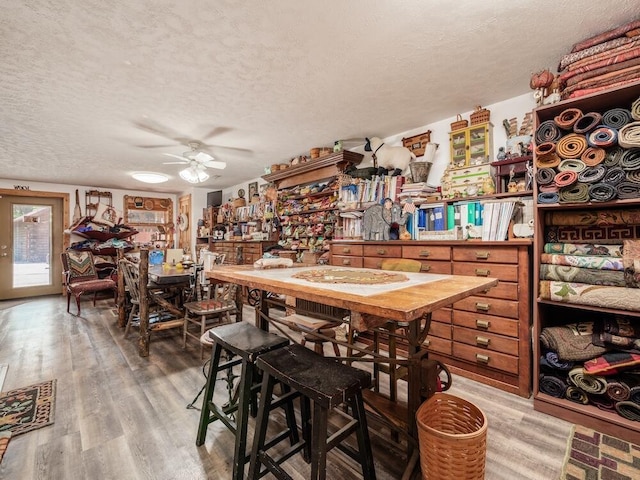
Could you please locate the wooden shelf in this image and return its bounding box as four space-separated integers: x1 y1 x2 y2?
262 150 364 189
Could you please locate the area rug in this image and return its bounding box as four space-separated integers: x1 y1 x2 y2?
0 379 56 436
561 424 640 479
0 431 10 465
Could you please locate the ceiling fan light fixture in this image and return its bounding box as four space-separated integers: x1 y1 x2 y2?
179 166 209 183
131 171 169 183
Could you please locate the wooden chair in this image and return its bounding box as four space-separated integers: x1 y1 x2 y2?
119 257 183 337
61 250 117 315
183 270 238 358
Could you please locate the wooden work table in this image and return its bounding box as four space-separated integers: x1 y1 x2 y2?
206 264 497 478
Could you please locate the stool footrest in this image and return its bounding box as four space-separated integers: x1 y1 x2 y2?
217 357 242 371
258 450 295 480
206 403 238 434
326 418 358 452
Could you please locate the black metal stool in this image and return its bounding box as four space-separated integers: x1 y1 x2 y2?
248 343 377 480
196 322 296 480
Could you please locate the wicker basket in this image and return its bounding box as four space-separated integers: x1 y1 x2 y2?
416 393 488 480
450 114 468 131
470 106 491 125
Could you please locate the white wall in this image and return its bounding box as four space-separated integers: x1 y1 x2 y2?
222 92 537 194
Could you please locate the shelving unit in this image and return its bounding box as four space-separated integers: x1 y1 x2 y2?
123 195 174 249
262 150 364 251
85 190 112 218
532 80 640 444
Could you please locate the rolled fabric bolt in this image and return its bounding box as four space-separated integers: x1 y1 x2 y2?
578 165 607 183
556 133 588 159
535 142 556 156
602 107 632 129
535 167 557 185
538 192 559 204
618 122 640 148
554 170 578 187
536 120 562 144
536 152 561 168
573 112 603 134
587 126 618 148
581 146 606 166
558 159 586 172
620 148 640 170
588 183 616 202
554 108 583 130
604 146 625 167
603 166 626 185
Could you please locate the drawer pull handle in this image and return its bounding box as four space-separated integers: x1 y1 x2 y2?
476 319 490 329
475 251 490 259
342 259 351 265
342 248 351 254
377 249 387 255
476 354 490 364
419 250 431 257
424 339 431 346
475 302 490 311
419 264 431 272
475 268 490 277
476 336 490 347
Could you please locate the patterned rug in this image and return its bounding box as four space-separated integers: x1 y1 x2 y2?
561 424 640 479
0 379 56 436
0 432 10 465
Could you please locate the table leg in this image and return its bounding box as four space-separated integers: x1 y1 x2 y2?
403 313 431 480
256 289 269 331
138 249 150 357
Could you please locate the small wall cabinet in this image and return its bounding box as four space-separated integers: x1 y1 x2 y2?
449 122 493 168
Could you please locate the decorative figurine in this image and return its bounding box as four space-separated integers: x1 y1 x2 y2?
364 136 417 176
362 198 408 241
497 147 506 160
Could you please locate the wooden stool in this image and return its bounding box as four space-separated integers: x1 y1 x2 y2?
248 343 377 480
196 322 296 480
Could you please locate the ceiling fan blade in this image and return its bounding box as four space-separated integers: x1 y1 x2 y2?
136 143 180 149
163 161 188 165
202 144 253 154
162 153 189 162
200 126 232 141
203 160 227 169
194 151 214 163
133 120 192 145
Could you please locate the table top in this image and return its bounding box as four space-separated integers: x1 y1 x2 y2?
206 265 497 323
149 265 192 285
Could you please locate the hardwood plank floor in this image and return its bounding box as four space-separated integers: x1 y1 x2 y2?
0 296 572 479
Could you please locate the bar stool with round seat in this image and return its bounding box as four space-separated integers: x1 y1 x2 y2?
248 343 377 480
196 322 297 480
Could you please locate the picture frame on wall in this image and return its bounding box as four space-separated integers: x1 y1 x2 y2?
248 181 258 200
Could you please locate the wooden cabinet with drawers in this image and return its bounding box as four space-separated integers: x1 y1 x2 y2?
208 240 277 265
330 239 532 397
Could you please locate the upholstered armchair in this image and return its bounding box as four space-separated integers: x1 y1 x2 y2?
61 250 117 315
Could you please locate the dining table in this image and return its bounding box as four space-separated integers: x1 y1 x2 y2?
205 263 498 479
117 249 194 357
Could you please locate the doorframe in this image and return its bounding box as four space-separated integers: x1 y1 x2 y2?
0 188 70 295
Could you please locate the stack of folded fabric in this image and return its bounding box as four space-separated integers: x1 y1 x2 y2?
557 19 640 100
539 222 640 310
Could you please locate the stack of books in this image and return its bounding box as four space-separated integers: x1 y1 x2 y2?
398 182 441 204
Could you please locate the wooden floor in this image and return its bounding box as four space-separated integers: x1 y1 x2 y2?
0 296 573 479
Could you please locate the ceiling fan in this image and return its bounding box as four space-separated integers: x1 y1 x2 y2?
162 142 227 170
162 142 226 183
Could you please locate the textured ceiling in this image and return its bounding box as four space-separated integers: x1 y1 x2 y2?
1 1 638 193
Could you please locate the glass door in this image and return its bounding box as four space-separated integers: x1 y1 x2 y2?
0 193 64 299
